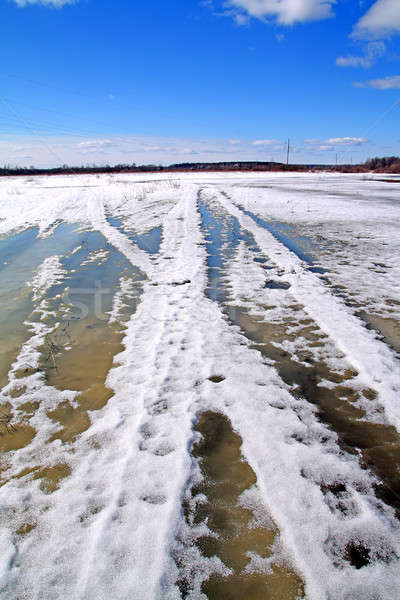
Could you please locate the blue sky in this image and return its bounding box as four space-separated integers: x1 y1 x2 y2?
1 0 400 166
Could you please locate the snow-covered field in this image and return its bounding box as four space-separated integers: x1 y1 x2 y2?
0 172 399 600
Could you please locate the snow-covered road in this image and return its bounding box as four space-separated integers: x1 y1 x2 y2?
0 172 399 600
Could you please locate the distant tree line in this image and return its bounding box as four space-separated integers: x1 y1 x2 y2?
168 161 295 171
0 163 163 176
363 156 400 173
0 157 399 176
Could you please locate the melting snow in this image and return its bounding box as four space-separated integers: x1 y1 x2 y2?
0 172 399 600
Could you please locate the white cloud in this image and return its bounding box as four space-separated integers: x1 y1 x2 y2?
306 137 368 146
0 134 377 169
353 0 400 40
233 11 250 24
13 0 75 6
181 148 199 155
354 75 400 89
252 139 278 145
142 145 164 152
225 0 336 25
2 135 279 167
78 140 117 150
336 41 386 68
325 137 368 146
336 55 368 68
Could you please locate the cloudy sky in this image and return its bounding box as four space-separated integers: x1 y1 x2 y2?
2 0 400 167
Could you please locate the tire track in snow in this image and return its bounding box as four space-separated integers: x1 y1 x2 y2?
197 193 400 515
158 188 400 600
1 178 400 600
0 187 201 599
86 195 154 278
211 188 400 433
172 189 400 599
72 187 210 599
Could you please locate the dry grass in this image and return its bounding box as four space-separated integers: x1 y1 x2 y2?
0 410 16 434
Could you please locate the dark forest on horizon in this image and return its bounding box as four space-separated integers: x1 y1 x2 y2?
1 156 399 177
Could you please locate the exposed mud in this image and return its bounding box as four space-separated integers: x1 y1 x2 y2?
182 411 304 600
358 311 400 355
45 318 123 443
198 196 400 517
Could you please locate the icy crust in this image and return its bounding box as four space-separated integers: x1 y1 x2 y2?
221 237 383 409
0 175 178 238
223 174 400 321
0 174 181 278
0 186 208 599
0 174 399 599
108 275 138 324
209 188 400 433
170 296 400 600
0 255 81 549
102 177 178 235
29 255 67 302
81 248 109 266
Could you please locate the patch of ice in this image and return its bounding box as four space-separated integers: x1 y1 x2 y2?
81 248 109 266
108 275 137 324
29 255 66 302
213 187 400 432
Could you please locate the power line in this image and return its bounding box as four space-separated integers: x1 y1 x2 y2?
1 71 176 130
334 98 400 164
0 96 73 167
1 72 101 101
1 96 132 132
1 72 146 118
363 98 400 138
0 114 105 138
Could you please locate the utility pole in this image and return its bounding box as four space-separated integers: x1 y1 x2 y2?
286 138 290 166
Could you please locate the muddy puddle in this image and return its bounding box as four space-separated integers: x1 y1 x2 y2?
198 198 400 517
357 311 400 355
219 191 320 269
198 198 254 303
0 411 36 454
107 215 162 254
0 224 85 388
41 230 144 443
229 306 400 514
0 224 144 453
180 411 304 599
238 206 316 265
44 318 124 443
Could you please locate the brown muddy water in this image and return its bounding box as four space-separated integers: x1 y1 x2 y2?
0 224 143 488
358 311 400 355
226 311 400 525
181 411 304 599
44 318 124 443
2 202 400 595
0 225 82 389
199 197 400 518
39 229 144 444
227 307 400 515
